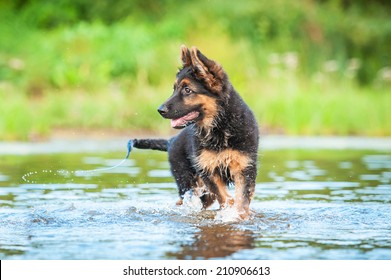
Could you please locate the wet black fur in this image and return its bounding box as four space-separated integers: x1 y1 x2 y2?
132 47 259 212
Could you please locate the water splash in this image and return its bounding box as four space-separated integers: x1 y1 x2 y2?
214 207 243 223
181 191 203 212
22 140 133 183
179 191 249 224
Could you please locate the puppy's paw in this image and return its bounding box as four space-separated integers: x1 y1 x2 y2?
176 199 183 206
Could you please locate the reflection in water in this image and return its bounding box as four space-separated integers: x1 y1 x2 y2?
168 225 255 259
0 148 390 259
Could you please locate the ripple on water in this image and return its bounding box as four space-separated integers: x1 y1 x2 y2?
1 197 391 259
1 148 391 259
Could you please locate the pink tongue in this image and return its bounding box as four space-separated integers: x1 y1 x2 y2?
171 111 199 128
171 118 187 128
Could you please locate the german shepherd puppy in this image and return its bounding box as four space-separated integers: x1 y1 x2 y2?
132 46 259 219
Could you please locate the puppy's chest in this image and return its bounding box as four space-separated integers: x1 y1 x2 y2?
196 126 232 150
194 148 251 176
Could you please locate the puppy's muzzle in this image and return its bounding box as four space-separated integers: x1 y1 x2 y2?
158 104 169 117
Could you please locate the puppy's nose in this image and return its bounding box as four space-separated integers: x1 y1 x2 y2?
157 104 169 116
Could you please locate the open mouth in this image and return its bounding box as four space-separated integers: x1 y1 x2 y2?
171 111 200 128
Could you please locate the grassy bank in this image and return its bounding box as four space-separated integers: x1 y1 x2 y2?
1 72 389 141
0 0 390 140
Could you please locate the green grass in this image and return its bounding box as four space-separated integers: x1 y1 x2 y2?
0 86 169 141
252 80 390 136
0 0 390 140
1 69 389 141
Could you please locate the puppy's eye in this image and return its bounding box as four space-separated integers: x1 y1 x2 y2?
183 87 193 95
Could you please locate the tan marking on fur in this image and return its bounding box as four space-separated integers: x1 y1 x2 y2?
212 174 234 208
193 176 216 208
197 149 253 217
197 149 252 176
190 47 223 93
177 78 198 92
180 45 192 67
184 94 218 128
178 78 191 87
234 175 255 219
193 176 206 197
233 174 247 214
176 199 183 206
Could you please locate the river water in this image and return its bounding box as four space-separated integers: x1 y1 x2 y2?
0 137 390 259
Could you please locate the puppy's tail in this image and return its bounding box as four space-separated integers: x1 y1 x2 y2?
130 138 169 152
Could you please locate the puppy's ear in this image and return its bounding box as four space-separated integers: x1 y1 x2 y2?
180 45 192 67
190 47 225 93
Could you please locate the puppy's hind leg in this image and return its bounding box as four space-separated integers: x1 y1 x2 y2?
234 165 257 219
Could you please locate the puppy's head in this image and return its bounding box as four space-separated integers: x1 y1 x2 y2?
158 45 228 129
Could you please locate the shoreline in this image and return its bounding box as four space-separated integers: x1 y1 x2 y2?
1 135 390 155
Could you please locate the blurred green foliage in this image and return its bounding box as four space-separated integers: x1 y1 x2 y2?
0 0 390 140
2 0 391 86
